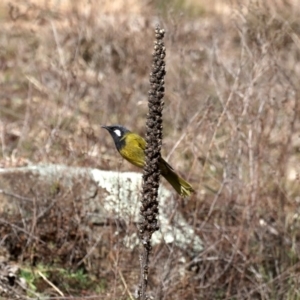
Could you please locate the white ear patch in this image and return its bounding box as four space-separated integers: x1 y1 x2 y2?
114 129 122 137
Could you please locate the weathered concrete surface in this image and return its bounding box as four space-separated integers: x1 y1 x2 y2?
0 165 202 254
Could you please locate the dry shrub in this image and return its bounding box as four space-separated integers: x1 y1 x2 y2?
0 0 300 299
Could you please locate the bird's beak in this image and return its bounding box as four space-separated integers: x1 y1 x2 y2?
101 125 108 130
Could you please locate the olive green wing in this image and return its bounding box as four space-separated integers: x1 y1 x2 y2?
120 133 146 168
133 133 146 150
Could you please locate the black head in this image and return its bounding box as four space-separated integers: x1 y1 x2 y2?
102 125 130 151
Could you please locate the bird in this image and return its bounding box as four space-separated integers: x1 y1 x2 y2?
102 125 194 197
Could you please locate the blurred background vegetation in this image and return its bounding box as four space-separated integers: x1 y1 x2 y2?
0 0 300 299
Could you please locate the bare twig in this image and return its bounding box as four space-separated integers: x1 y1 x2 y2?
37 270 64 297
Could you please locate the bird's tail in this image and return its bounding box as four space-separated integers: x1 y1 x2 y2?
159 158 194 197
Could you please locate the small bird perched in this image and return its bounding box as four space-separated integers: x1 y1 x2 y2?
102 125 194 197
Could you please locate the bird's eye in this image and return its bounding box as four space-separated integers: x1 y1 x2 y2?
114 129 122 137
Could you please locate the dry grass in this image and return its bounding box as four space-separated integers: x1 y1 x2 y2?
0 0 300 299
